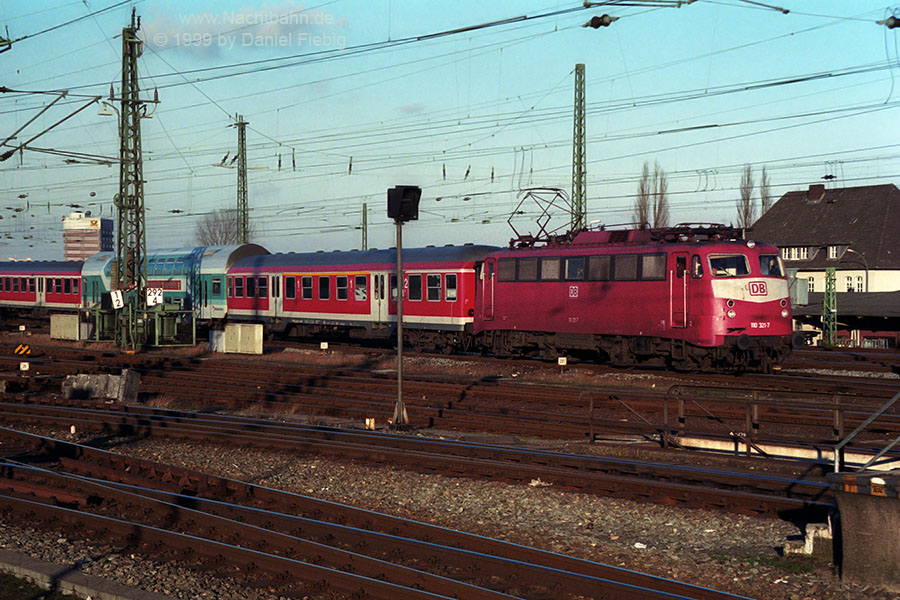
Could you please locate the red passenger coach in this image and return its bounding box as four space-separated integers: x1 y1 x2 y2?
226 244 499 352
0 261 83 313
474 225 804 371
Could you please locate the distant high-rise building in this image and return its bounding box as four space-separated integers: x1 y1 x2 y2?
62 211 113 261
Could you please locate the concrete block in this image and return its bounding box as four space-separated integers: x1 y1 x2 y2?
62 369 141 403
222 323 263 355
50 313 80 341
209 329 225 353
784 522 832 557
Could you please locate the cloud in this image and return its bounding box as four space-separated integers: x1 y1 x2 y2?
396 103 426 115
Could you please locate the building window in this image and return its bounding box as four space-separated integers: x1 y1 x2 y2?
856 276 863 293
846 276 853 292
808 277 814 293
799 247 809 260
828 246 838 260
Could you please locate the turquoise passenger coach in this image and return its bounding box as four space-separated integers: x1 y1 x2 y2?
81 244 268 317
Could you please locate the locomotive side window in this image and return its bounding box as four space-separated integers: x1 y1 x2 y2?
565 257 585 281
445 274 458 301
246 277 256 298
540 258 560 281
587 255 610 281
641 254 666 280
709 255 750 277
318 276 330 300
408 274 423 301
691 255 704 278
426 274 441 300
336 276 349 300
759 254 783 277
518 258 538 281
613 255 638 281
285 276 296 299
234 277 244 297
302 276 313 300
354 275 367 301
498 259 516 282
257 276 268 298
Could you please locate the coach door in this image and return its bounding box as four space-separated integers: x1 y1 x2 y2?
270 274 281 317
670 252 689 328
372 272 389 325
481 259 495 321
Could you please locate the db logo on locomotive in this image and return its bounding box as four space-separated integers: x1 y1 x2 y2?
748 281 767 296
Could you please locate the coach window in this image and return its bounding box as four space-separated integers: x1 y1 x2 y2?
426 274 441 301
709 254 750 277
613 255 638 281
55 279 63 294
285 276 296 299
641 254 667 281
246 276 256 298
587 255 611 281
234 277 244 298
301 276 313 300
2 277 7 291
12 277 19 293
336 276 349 300
74 279 80 294
390 274 398 300
565 257 585 281
257 276 268 298
518 258 538 281
408 274 423 301
497 259 516 282
163 258 174 275
29 278 35 293
212 277 222 296
354 275 367 301
227 277 233 297
318 276 330 300
445 274 458 301
64 279 71 294
691 255 704 278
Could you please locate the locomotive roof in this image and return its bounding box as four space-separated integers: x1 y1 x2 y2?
232 244 499 270
0 260 82 273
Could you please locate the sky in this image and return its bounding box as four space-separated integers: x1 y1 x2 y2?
1 0 899 260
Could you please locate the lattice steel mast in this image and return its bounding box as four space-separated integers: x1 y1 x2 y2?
235 114 249 244
114 9 155 350
571 63 586 232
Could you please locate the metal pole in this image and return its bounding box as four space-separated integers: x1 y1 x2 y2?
393 220 409 428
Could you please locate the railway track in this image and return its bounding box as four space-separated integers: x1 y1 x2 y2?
0 425 759 600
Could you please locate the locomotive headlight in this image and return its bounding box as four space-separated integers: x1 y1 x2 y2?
746 240 756 248
726 309 736 319
781 309 789 318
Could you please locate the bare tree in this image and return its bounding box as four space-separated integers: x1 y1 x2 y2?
736 164 756 229
759 166 772 215
651 161 669 228
632 161 651 226
195 209 250 245
632 160 669 227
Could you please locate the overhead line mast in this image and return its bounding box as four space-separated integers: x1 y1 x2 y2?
234 114 249 244
571 63 586 232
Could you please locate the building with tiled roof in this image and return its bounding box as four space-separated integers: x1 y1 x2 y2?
751 183 900 347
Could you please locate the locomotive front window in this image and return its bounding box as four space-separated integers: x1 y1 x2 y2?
408 274 423 301
565 257 585 281
498 259 516 282
588 255 610 281
426 274 441 300
445 274 458 301
540 258 560 280
336 276 349 300
518 258 537 281
709 255 750 277
759 254 783 277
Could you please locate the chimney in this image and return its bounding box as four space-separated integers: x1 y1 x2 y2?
807 184 826 203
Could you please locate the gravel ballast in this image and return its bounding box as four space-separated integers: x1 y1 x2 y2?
1 428 898 600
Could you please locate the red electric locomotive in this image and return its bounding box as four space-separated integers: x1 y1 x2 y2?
473 225 804 371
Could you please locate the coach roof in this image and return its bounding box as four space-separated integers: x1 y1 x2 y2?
231 244 499 270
